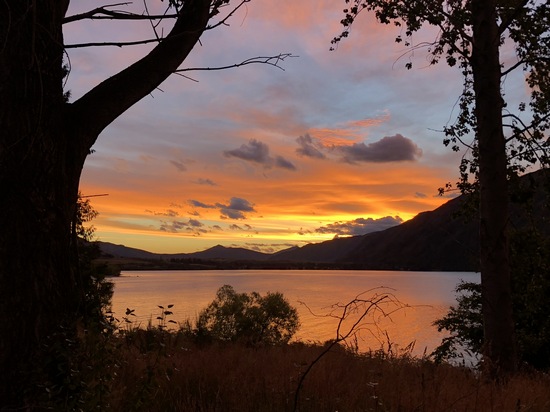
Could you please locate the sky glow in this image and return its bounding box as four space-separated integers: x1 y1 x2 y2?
66 0 480 254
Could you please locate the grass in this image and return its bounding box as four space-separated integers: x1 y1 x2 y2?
62 327 550 412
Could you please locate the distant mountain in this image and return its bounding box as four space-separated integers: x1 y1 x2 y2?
97 241 159 260
275 168 550 271
97 169 549 272
97 242 271 261
273 195 478 271
343 196 479 271
268 236 365 263
185 245 270 261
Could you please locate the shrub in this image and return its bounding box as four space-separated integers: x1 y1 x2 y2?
433 230 550 370
194 285 299 345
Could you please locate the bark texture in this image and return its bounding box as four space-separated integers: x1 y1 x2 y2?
471 0 518 374
0 0 211 407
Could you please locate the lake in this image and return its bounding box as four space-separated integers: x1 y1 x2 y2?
110 270 479 356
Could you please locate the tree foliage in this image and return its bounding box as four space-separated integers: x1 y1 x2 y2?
333 0 550 375
434 230 550 370
75 195 117 326
434 172 550 370
333 0 550 189
195 285 300 345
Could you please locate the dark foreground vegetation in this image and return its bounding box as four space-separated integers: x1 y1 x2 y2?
33 325 550 412
24 281 550 412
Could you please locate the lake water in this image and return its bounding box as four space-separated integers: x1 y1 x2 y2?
110 270 479 356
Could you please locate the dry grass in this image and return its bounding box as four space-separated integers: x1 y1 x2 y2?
100 333 550 412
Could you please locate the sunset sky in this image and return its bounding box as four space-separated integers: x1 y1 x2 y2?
64 0 479 254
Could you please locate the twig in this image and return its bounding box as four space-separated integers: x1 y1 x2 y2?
292 288 410 412
175 53 297 73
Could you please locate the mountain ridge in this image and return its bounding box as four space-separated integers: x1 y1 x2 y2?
97 169 550 272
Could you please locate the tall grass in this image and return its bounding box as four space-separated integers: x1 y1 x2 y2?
93 330 550 412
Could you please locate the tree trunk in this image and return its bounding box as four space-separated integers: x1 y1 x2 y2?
471 0 518 375
0 1 85 407
0 0 211 407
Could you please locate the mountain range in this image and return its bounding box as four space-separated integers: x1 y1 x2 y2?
98 169 550 272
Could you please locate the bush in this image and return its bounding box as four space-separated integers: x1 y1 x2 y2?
431 281 483 364
194 285 299 346
433 230 550 370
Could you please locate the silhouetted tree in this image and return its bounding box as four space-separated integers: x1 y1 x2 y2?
434 170 550 370
195 285 300 345
0 1 290 407
333 0 550 376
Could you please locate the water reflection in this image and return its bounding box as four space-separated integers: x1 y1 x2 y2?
110 270 479 356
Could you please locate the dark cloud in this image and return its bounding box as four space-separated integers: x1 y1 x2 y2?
195 178 217 186
188 197 256 220
224 139 296 171
415 192 427 198
296 134 326 159
215 197 256 220
187 219 204 228
275 155 297 170
224 139 270 164
145 209 179 217
220 209 248 220
229 223 254 231
339 134 422 163
170 160 187 172
315 216 403 236
188 199 216 209
159 218 207 235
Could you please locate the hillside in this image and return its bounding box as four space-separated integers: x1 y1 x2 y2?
97 169 550 272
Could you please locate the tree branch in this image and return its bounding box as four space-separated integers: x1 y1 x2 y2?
504 112 550 143
70 0 212 152
498 0 530 35
292 288 409 412
65 38 164 49
207 0 250 30
502 56 550 77
175 53 296 73
63 3 180 24
64 0 251 49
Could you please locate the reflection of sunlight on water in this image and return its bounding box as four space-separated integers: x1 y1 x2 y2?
293 300 451 356
110 270 479 357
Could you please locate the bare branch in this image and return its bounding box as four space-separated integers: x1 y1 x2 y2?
501 58 527 77
71 0 212 150
292 288 411 412
143 0 162 42
63 3 179 24
65 37 164 49
502 56 550 77
207 0 250 30
175 53 297 73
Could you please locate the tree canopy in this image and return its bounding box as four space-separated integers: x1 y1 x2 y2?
195 285 300 345
333 0 550 375
333 0 550 183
